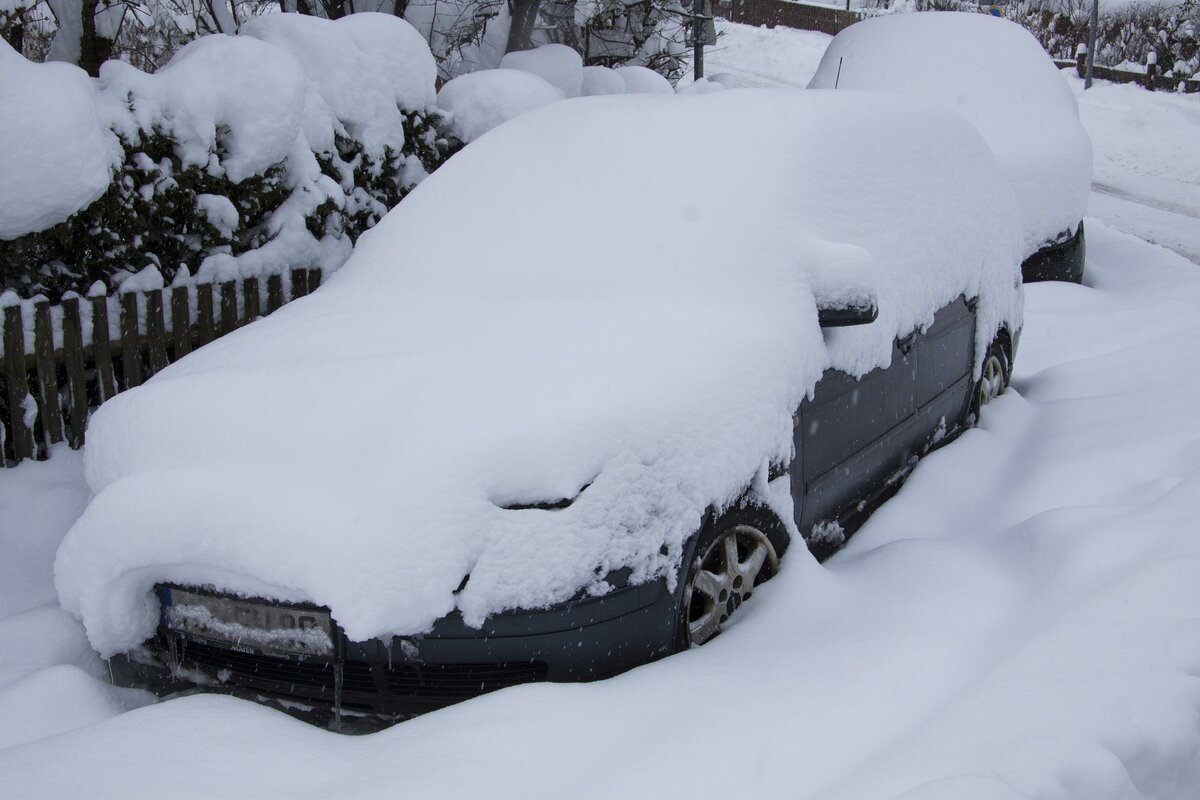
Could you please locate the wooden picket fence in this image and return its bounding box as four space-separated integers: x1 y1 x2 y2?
0 268 322 467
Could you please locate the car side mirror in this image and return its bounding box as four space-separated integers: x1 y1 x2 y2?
818 300 878 327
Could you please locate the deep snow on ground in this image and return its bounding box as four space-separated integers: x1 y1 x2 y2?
4 221 1200 799
1072 78 1200 263
679 20 833 89
3 20 1200 800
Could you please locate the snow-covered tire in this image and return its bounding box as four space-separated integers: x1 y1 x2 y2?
675 506 784 650
971 338 1010 422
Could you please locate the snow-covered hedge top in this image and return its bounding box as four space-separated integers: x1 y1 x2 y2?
56 90 1023 656
499 44 584 98
241 13 438 159
436 69 565 143
808 12 1093 257
100 35 308 184
101 12 437 187
1 12 438 273
0 41 120 239
438 45 682 142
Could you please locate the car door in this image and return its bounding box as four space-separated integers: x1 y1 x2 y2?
911 295 976 440
792 336 917 540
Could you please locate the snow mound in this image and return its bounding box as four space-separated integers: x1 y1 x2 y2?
437 68 564 142
499 43 584 98
614 65 674 94
55 90 1022 657
808 12 1092 257
580 65 626 96
0 40 118 239
0 665 150 750
676 77 727 95
708 73 745 89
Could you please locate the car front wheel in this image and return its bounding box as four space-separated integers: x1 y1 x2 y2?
676 507 783 649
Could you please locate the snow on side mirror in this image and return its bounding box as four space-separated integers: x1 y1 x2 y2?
803 241 880 328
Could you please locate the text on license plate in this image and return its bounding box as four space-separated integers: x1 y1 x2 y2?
161 586 334 656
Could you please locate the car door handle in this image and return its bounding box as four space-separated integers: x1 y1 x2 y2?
897 331 918 355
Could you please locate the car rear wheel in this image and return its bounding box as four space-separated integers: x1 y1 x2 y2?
971 339 1010 421
677 507 782 649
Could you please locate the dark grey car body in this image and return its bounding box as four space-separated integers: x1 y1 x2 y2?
111 293 1011 726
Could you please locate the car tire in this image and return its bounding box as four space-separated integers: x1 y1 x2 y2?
675 505 785 650
970 338 1010 422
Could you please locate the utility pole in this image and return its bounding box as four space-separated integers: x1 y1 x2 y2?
1085 0 1098 89
693 0 705 81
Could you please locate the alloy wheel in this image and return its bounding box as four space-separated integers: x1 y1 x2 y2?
977 352 1007 407
684 524 778 647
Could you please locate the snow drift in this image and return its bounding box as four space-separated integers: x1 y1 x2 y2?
55 90 1023 657
808 12 1092 258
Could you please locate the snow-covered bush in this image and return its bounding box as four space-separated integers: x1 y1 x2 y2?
437 68 565 142
436 43 686 142
0 14 458 299
404 0 691 83
534 0 691 82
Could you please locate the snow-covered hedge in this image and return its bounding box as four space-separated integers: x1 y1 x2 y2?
0 13 458 299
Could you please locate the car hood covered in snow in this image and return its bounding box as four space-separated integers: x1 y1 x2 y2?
808 13 1093 258
55 90 1023 656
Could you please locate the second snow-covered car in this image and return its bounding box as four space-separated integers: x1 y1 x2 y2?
808 12 1092 283
55 89 1024 726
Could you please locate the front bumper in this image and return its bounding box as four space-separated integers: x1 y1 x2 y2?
109 577 680 726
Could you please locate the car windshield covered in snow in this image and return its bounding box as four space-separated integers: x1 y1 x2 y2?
56 90 1023 719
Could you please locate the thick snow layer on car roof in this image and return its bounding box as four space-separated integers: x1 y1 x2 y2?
55 90 1023 656
808 13 1092 258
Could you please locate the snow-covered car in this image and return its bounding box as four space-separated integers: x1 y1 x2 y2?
55 89 1024 726
808 12 1092 283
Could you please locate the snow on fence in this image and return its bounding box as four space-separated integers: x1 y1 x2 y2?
0 268 322 466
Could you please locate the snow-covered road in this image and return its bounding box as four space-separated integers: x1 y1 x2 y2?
3 22 1199 800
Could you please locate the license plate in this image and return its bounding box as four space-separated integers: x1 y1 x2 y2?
160 586 334 657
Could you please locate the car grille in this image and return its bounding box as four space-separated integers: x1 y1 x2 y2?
384 661 549 698
172 637 547 707
178 639 376 702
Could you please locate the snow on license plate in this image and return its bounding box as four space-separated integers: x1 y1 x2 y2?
161 586 334 657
